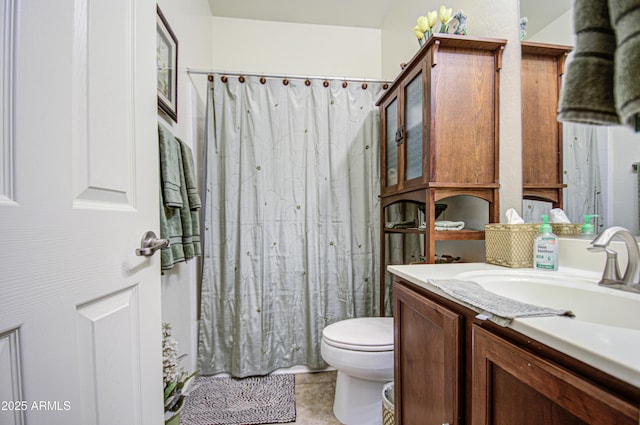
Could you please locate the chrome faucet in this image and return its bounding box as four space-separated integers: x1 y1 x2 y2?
588 226 640 293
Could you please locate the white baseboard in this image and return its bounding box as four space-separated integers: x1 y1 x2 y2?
210 365 335 378
271 365 335 375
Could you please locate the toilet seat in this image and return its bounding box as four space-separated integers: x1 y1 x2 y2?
322 317 393 352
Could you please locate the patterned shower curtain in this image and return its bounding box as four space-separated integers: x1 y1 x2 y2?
198 75 384 377
562 123 605 229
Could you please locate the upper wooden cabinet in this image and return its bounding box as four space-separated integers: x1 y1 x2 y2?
521 41 572 207
378 34 507 195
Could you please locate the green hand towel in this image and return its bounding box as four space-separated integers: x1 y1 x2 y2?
179 140 202 209
160 187 186 270
558 0 640 129
179 140 202 257
158 126 202 271
159 124 184 209
609 0 640 128
558 0 619 125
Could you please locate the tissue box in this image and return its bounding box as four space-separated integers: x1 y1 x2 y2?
484 223 540 268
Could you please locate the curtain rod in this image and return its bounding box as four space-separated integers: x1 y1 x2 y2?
186 67 391 85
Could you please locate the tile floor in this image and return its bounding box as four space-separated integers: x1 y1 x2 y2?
265 371 342 425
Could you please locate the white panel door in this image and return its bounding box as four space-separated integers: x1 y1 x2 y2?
0 0 162 424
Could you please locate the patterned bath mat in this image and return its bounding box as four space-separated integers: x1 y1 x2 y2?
181 374 296 425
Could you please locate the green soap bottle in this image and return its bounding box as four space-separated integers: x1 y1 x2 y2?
581 214 599 234
533 215 558 271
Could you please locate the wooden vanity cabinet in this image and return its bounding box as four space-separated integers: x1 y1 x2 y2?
521 42 572 207
472 326 638 425
393 281 463 425
393 277 640 425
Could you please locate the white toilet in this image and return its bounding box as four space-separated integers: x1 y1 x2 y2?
320 317 394 425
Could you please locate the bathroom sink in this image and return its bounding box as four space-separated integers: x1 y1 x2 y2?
454 269 640 331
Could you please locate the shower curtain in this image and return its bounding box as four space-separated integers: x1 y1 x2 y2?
563 123 604 229
198 75 385 377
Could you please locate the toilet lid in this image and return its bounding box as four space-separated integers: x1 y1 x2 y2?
322 317 394 352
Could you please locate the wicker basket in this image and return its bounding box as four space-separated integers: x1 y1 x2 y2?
551 223 582 235
382 382 395 425
485 223 540 268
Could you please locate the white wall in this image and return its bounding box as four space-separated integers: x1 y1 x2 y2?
156 0 213 375
609 127 640 235
458 0 524 221
379 0 437 81
525 9 573 45
211 17 383 78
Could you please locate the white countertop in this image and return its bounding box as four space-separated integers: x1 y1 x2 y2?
388 262 640 388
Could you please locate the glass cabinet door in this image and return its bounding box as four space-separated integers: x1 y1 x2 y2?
385 98 398 187
404 72 423 182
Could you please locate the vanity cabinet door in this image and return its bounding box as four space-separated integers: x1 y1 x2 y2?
471 325 638 425
394 282 463 425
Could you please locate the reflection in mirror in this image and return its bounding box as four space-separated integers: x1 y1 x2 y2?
520 0 640 235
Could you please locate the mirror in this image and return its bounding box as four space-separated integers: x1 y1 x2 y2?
520 0 640 235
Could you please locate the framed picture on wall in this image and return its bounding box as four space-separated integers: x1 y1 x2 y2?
157 6 178 122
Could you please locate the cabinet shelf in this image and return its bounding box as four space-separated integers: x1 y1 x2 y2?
383 228 423 234
435 229 485 240
383 227 485 240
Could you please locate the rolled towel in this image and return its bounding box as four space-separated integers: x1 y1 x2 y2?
435 220 465 231
386 220 417 229
557 0 619 125
609 0 640 128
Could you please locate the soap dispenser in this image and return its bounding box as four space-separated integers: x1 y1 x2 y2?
533 215 558 271
581 214 599 234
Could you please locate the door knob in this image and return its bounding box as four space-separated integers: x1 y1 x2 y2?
135 231 169 256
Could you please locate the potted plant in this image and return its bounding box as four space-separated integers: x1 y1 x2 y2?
163 323 197 425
